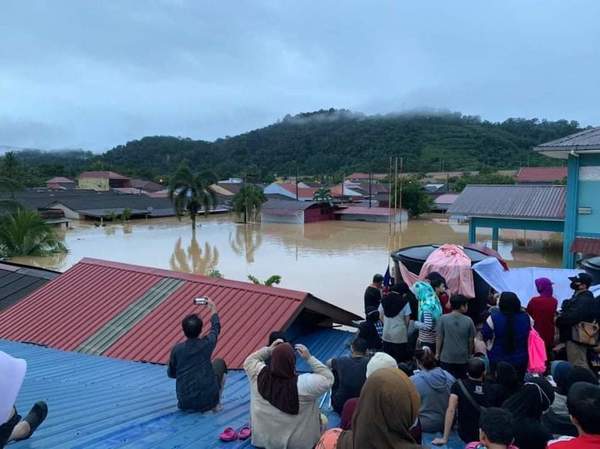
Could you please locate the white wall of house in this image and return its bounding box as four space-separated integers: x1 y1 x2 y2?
263 183 296 199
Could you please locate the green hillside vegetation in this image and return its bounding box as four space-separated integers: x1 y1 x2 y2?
5 110 578 183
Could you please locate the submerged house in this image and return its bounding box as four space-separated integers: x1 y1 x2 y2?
515 167 567 184
261 199 334 224
535 127 600 267
0 258 359 448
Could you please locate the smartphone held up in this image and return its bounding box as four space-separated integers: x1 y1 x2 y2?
193 296 209 305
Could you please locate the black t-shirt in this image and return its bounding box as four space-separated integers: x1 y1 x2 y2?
451 378 491 443
331 356 369 413
364 286 382 315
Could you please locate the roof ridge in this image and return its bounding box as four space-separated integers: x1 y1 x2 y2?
78 258 307 301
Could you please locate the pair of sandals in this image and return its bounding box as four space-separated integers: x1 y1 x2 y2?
219 425 251 442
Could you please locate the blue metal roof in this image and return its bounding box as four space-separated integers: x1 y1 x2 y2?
1 328 354 449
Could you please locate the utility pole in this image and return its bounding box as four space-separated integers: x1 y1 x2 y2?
369 169 372 208
295 161 299 201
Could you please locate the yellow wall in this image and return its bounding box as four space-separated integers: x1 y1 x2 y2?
78 177 109 191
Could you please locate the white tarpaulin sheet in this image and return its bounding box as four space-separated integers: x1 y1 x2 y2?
0 350 27 423
472 257 600 308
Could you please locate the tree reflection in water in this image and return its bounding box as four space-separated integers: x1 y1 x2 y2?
229 224 262 263
170 236 220 275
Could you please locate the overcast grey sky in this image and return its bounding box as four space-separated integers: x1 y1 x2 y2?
1 1 599 151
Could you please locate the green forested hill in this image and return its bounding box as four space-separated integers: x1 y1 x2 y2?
101 110 578 179
8 110 581 183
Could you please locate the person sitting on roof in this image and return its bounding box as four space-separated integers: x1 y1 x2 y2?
464 407 518 449
244 339 334 449
316 368 422 449
547 381 600 449
357 309 383 353
167 298 228 413
329 337 369 414
0 351 48 449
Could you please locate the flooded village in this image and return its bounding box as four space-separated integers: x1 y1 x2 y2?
2 3 600 449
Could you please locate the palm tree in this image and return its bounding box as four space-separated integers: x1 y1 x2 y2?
168 163 217 231
313 187 333 203
0 209 66 257
232 185 266 224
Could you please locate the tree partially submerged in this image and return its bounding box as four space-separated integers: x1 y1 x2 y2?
232 185 266 223
168 163 217 230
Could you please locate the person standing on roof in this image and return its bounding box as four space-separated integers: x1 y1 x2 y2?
364 274 383 316
426 272 450 314
527 277 558 356
414 281 443 354
167 298 228 413
556 273 599 369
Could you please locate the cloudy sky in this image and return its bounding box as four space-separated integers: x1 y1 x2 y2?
1 1 599 151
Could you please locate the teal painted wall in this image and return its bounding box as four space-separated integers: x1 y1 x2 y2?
576 180 600 234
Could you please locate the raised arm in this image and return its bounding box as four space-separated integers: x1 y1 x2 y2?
205 299 221 351
296 344 334 398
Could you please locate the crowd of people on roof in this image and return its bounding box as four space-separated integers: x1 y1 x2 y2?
2 269 600 449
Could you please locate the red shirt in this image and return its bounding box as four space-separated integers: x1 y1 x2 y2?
548 434 600 449
439 292 451 314
526 295 558 348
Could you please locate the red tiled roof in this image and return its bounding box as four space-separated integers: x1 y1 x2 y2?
0 258 358 368
571 237 600 255
79 171 130 180
516 167 567 183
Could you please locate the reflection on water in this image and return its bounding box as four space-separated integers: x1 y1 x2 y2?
229 224 262 263
170 237 220 275
10 216 562 315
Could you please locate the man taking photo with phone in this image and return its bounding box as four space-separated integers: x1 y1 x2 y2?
167 297 227 413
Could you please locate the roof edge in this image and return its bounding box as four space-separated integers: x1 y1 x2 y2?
78 258 308 301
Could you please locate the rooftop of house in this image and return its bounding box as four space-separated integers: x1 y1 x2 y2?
79 171 130 180
535 127 600 158
130 179 165 192
347 172 387 180
515 166 567 183
2 326 353 449
0 258 359 369
448 184 566 220
0 262 59 312
2 188 176 218
46 176 75 184
434 193 460 205
262 199 320 212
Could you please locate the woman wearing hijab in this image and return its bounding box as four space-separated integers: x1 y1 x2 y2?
502 377 554 449
379 282 412 363
317 368 422 449
244 340 334 449
482 292 531 376
414 281 443 353
526 278 558 352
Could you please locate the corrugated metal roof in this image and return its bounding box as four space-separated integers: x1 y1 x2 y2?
262 199 318 211
0 262 59 311
447 185 566 220
516 167 567 183
535 127 600 152
0 259 359 369
571 237 600 255
1 327 354 449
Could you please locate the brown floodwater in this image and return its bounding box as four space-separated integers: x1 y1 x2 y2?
11 215 562 315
